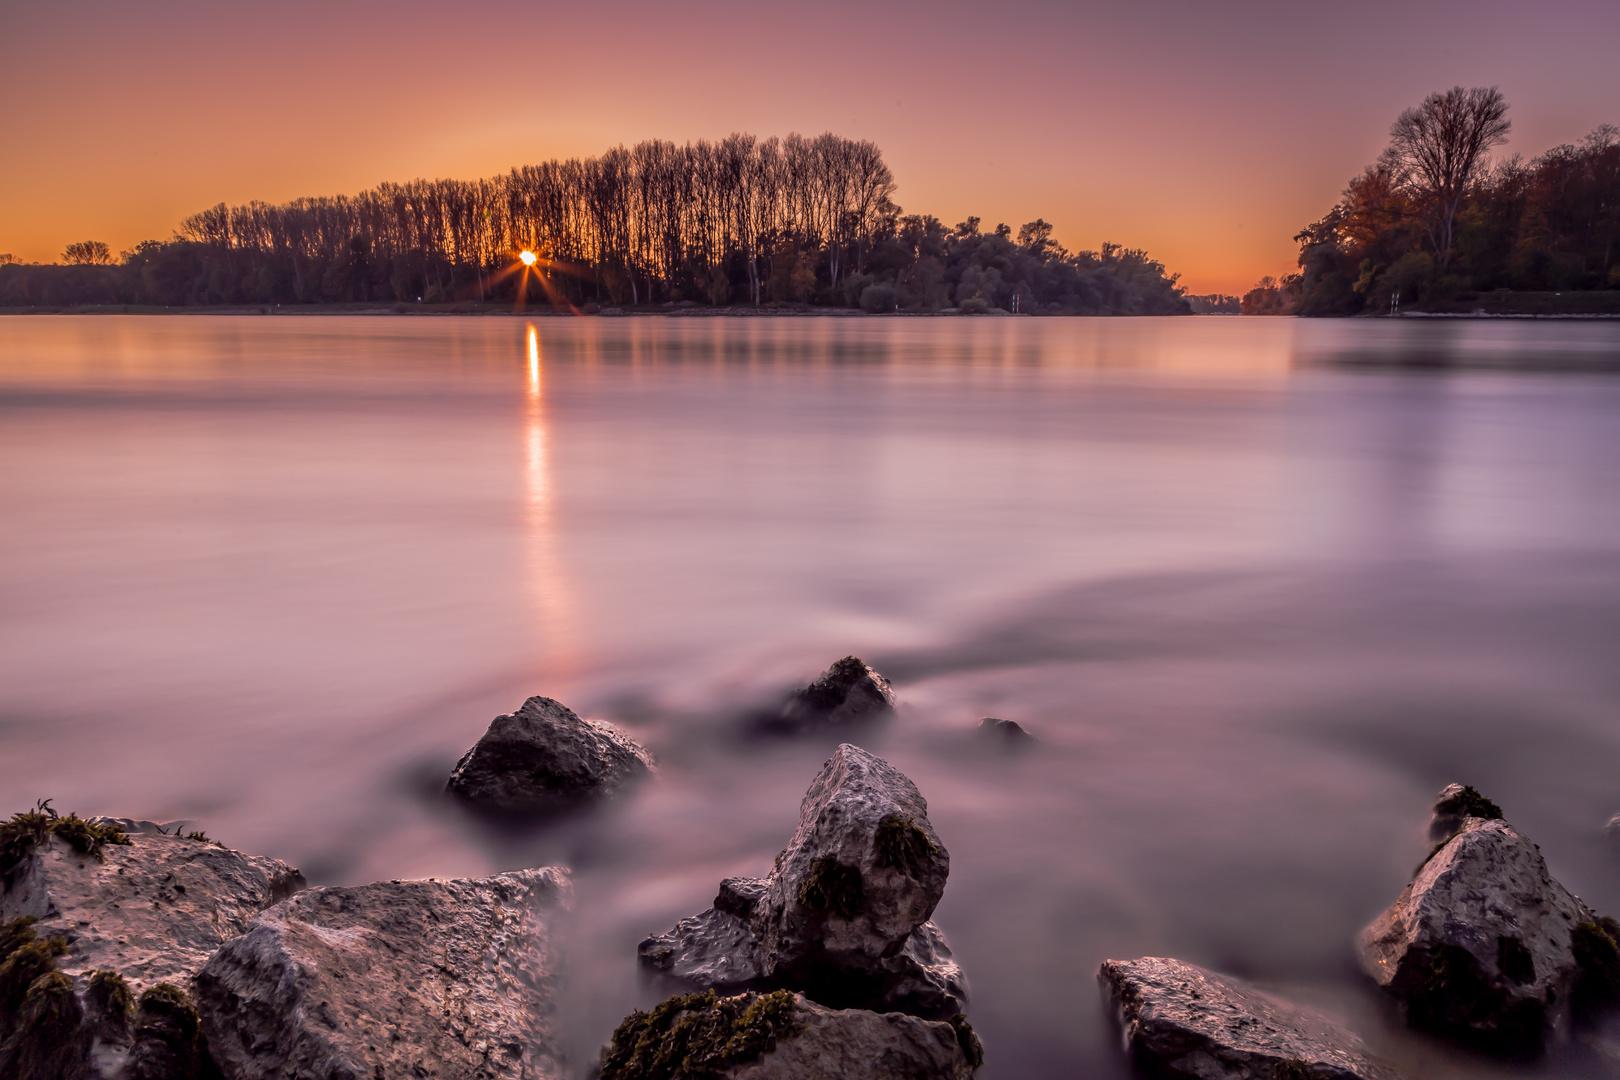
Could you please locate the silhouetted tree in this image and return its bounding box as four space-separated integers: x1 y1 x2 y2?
62 241 112 265
1381 86 1511 267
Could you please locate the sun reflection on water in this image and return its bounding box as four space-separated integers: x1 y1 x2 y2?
523 323 578 678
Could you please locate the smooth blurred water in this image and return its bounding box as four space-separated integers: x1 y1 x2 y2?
4 314 1620 1078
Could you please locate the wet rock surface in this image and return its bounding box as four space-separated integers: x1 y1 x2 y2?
1 826 302 1080
976 718 1034 744
600 989 977 1080
764 657 895 733
1357 784 1609 1055
446 695 654 817
195 866 570 1080
1099 956 1404 1080
1 832 306 994
640 744 966 1018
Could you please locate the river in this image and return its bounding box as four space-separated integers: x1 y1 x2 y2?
3 314 1620 1077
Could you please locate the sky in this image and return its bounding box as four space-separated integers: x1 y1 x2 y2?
2 0 1617 294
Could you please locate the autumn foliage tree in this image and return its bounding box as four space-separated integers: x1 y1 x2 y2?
1250 89 1620 314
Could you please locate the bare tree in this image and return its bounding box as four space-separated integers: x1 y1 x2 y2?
1381 86 1511 266
62 241 113 265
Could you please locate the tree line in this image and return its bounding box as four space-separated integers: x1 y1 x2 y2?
1244 87 1620 315
0 133 1190 315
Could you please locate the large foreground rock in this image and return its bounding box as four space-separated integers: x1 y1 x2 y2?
1100 957 1404 1080
195 866 570 1080
1357 783 1619 1054
640 744 965 1018
446 695 654 817
600 990 978 1080
1 823 305 1079
1 830 306 993
764 657 895 733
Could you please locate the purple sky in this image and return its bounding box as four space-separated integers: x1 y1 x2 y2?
3 0 1616 292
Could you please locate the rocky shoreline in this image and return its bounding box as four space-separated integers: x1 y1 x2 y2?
5 657 1619 1079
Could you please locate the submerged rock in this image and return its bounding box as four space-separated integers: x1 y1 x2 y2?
975 718 1034 744
640 744 966 1019
1357 783 1618 1055
195 866 570 1080
1099 956 1404 1080
599 989 978 1080
766 657 895 733
446 695 654 817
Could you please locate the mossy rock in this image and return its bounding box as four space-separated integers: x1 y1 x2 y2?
0 801 128 882
1437 785 1503 823
1573 916 1620 1016
874 814 936 877
0 926 68 1032
947 1013 983 1069
797 658 873 714
795 857 864 919
600 989 803 1080
0 969 90 1080
126 982 215 1080
85 969 135 1041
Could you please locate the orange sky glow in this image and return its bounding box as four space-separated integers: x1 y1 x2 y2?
2 0 1617 295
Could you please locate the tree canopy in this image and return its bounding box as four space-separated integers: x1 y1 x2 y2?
1247 89 1619 315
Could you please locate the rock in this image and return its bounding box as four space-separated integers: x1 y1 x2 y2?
0 822 282 1079
1357 784 1613 1055
769 658 895 732
640 744 966 1019
1605 813 1620 850
446 695 654 818
1 831 306 994
975 718 1034 743
1099 956 1404 1080
88 818 198 838
195 866 570 1080
599 989 978 1080
1426 782 1503 844
123 983 212 1080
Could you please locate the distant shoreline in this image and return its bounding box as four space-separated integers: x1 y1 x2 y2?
4 304 1620 320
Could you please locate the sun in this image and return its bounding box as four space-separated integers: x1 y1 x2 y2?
519 250 538 266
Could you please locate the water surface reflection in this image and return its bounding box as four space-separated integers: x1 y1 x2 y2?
2 315 1620 1078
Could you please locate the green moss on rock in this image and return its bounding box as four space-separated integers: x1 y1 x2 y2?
797 657 871 713
0 801 128 882
126 983 214 1080
1573 916 1620 1016
1271 1061 1313 1080
948 1013 984 1069
600 989 803 1080
0 969 90 1080
85 969 135 1042
873 814 935 877
1435 785 1504 824
795 857 865 919
0 935 68 1033
0 917 42 962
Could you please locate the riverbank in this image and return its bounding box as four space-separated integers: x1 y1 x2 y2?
7 291 1620 318
1385 290 1620 317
